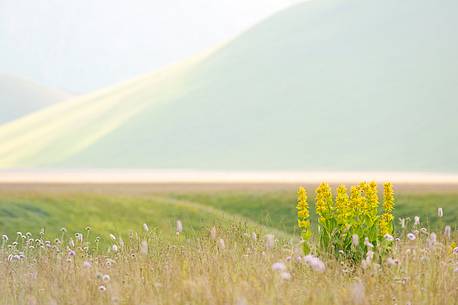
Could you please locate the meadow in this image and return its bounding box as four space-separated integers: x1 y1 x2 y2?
0 183 457 305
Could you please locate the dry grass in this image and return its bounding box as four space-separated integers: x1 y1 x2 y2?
1 220 457 305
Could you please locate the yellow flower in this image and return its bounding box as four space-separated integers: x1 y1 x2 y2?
350 185 364 218
296 187 311 239
383 182 394 212
315 182 333 223
379 212 394 235
335 184 350 223
365 181 379 218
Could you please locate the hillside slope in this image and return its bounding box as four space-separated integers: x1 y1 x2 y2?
0 75 71 124
0 0 457 171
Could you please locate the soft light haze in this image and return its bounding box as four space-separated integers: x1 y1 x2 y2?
0 0 300 92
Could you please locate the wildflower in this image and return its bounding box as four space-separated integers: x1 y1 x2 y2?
379 183 394 235
210 226 217 240
386 257 399 267
280 271 292 280
438 208 443 217
98 285 106 292
68 250 76 257
452 247 458 254
444 225 451 240
420 228 428 234
75 233 83 242
143 223 149 232
2 234 8 241
140 240 148 255
102 274 111 282
364 237 374 248
414 216 420 226
265 234 275 250
315 183 334 223
111 244 118 253
83 261 92 269
272 262 287 272
303 255 326 273
335 184 350 223
297 187 311 252
218 239 225 250
352 234 360 247
176 220 183 234
384 234 394 241
365 181 379 218
109 234 116 241
366 250 374 262
251 232 257 241
407 233 416 241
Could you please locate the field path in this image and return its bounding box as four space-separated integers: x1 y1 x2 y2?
151 195 294 239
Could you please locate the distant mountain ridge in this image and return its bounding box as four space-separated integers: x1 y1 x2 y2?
0 0 457 172
0 75 72 124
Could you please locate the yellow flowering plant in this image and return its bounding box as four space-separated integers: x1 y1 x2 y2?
296 182 396 262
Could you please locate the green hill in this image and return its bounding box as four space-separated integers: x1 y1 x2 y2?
0 75 71 124
1 0 457 171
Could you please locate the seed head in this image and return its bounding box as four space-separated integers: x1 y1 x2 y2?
265 234 275 250
407 233 416 241
352 234 359 247
444 226 451 240
438 208 443 217
176 220 183 234
272 262 287 272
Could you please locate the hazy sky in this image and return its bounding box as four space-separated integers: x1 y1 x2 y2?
0 0 300 93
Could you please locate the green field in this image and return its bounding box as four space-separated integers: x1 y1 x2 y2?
1 184 456 242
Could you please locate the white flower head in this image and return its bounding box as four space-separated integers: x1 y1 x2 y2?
210 226 217 240
272 262 287 272
140 240 148 256
218 238 225 250
438 208 443 217
176 220 183 234
407 233 416 241
109 234 116 241
143 223 149 232
384 234 394 241
414 216 420 226
2 234 8 241
303 255 326 273
364 237 374 248
444 225 451 240
98 285 106 292
251 232 257 241
280 271 291 280
366 250 374 262
102 274 111 282
386 257 399 267
83 261 92 269
265 234 275 250
111 244 118 253
352 234 359 247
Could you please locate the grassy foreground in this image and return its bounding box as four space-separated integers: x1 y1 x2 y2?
0 185 457 304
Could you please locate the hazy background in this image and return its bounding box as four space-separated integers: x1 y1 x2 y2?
0 0 300 93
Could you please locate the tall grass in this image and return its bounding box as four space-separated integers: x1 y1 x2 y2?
1 215 457 305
